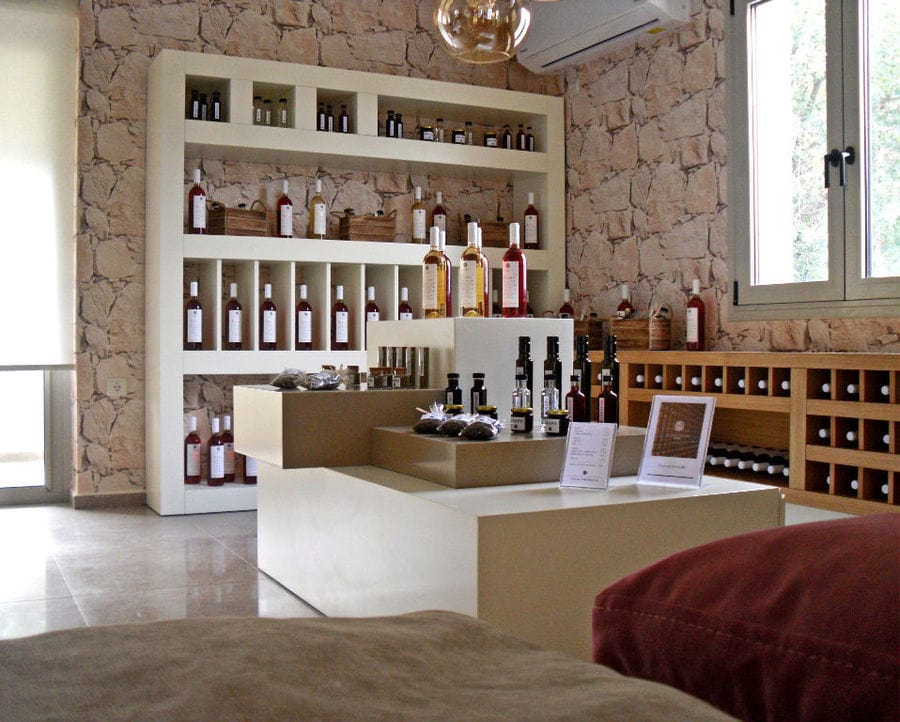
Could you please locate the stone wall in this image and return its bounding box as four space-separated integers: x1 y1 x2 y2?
564 0 898 352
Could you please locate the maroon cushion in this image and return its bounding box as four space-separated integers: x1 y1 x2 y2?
593 514 900 722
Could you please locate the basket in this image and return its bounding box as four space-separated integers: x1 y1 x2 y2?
338 210 396 242
609 316 671 351
207 200 270 237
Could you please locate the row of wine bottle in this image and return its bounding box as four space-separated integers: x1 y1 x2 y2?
813 424 891 448
184 415 258 485
706 445 790 477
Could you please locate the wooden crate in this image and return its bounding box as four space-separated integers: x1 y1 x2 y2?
480 221 508 248
573 316 605 349
610 317 671 350
207 201 269 236
338 210 396 242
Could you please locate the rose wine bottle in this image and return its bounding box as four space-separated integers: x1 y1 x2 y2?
295 283 313 350
332 284 350 350
422 227 448 318
259 283 277 350
277 180 293 238
224 282 242 350
208 417 225 487
502 222 527 317
221 414 235 483
308 178 327 239
617 283 635 319
439 230 453 318
523 192 540 250
364 286 379 346
184 281 202 350
431 191 447 233
476 226 490 314
244 456 258 485
460 221 488 317
188 168 206 234
686 279 706 351
565 374 587 423
184 416 202 484
558 288 575 318
411 186 427 243
398 287 414 320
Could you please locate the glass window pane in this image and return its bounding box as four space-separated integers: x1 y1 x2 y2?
864 0 900 278
0 371 45 489
749 0 829 285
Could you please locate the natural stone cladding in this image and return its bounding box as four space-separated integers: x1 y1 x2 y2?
77 0 894 498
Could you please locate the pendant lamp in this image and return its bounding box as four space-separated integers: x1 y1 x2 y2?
434 0 533 64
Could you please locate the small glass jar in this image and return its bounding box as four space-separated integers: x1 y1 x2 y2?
445 403 465 416
465 121 474 145
475 404 497 419
483 131 498 148
510 407 534 433
544 409 569 436
451 128 466 144
419 125 434 141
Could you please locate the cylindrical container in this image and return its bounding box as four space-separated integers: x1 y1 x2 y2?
510 407 534 433
451 128 465 144
544 409 569 436
414 347 429 389
377 346 390 367
445 403 465 416
475 404 497 419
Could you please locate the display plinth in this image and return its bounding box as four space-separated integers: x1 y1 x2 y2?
371 425 646 488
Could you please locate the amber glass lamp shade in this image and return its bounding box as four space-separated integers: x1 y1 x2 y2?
434 0 533 64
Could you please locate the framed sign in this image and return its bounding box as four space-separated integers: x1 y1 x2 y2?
637 396 716 488
559 422 618 490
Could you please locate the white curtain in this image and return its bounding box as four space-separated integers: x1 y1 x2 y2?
0 0 77 367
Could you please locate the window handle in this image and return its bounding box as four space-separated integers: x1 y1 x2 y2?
824 146 855 188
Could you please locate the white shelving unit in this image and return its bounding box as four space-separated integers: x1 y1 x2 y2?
146 50 565 515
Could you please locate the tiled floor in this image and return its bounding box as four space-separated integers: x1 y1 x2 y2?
0 504 320 641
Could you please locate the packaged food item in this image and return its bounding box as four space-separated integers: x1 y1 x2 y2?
413 403 448 434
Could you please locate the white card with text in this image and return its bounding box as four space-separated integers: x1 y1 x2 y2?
559 422 618 490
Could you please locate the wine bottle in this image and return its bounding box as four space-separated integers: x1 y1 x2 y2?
544 336 562 396
244 456 258 485
501 222 527 317
675 375 683 386
364 286 380 346
515 335 534 402
224 282 242 351
526 125 535 151
199 93 208 121
685 279 705 351
445 372 462 405
423 227 448 318
766 455 787 475
523 192 540 250
208 417 225 486
308 178 327 239
431 191 447 233
259 283 277 350
221 414 235 482
278 97 288 127
713 376 723 389
491 288 502 317
295 283 313 350
398 287 414 320
440 230 453 317
707 446 727 466
460 221 487 317
184 416 202 484
817 427 830 440
476 226 490 315
395 112 404 138
599 335 620 396
411 186 427 244
884 433 891 446
574 335 592 411
212 91 222 122
325 104 334 132
331 284 350 350
654 373 664 386
565 374 587 423
845 383 858 396
845 429 858 444
501 124 513 149
184 281 202 350
880 384 890 398
757 379 768 391
385 109 395 137
188 168 206 234
277 179 293 238
558 288 575 318
596 364 618 424
820 382 832 397
254 95 264 125
751 453 773 472
469 372 487 414
616 283 635 319
189 88 200 120
516 123 527 151
338 104 349 133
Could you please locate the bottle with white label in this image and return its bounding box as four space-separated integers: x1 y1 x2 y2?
364 286 380 346
411 186 427 243
459 221 487 317
501 222 527 317
277 180 293 238
331 284 350 350
439 230 453 317
208 417 225 487
523 192 539 250
244 455 258 485
184 281 202 350
184 416 202 484
685 279 705 351
398 287 414 320
188 168 206 234
295 283 313 350
221 414 235 482
431 191 447 233
224 282 242 350
259 283 277 350
308 178 327 239
422 227 448 318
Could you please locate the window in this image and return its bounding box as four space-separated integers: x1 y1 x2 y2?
727 0 899 318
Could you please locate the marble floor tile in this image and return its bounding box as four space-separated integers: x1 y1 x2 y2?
216 533 257 566
0 597 85 640
0 554 70 603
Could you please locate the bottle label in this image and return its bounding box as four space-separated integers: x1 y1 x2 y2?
280 109 288 126
297 310 312 343
433 213 447 231
366 311 380 323
412 208 426 240
597 398 606 423
566 397 575 417
399 311 413 321
686 308 699 343
186 308 202 343
524 214 538 246
227 309 241 343
224 443 235 475
545 417 560 433
485 136 498 147
262 310 277 343
279 204 293 236
334 310 349 343
192 194 206 230
445 391 454 404
422 265 439 309
186 443 201 476
245 456 258 477
510 415 528 432
460 260 477 308
313 202 327 236
339 116 348 133
502 261 519 309
210 445 225 479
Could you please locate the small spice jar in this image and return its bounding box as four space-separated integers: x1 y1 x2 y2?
483 131 498 148
475 404 497 419
451 128 466 144
510 407 534 433
543 409 569 436
419 125 434 141
445 403 465 416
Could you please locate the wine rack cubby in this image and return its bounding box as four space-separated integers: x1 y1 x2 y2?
610 351 899 515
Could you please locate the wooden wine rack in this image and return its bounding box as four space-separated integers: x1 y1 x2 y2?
600 351 899 515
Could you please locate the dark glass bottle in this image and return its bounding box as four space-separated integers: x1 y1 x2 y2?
515 335 533 402
565 374 587 423
386 109 396 137
199 93 208 121
544 336 562 395
573 335 592 416
338 104 349 133
317 102 326 131
211 91 222 122
516 123 527 151
221 414 235 482
325 104 334 132
295 283 313 351
445 373 462 405
470 372 487 414
526 125 535 151
188 88 200 120
599 334 620 396
596 369 618 424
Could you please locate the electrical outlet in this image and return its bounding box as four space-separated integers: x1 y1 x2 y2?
107 378 127 398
